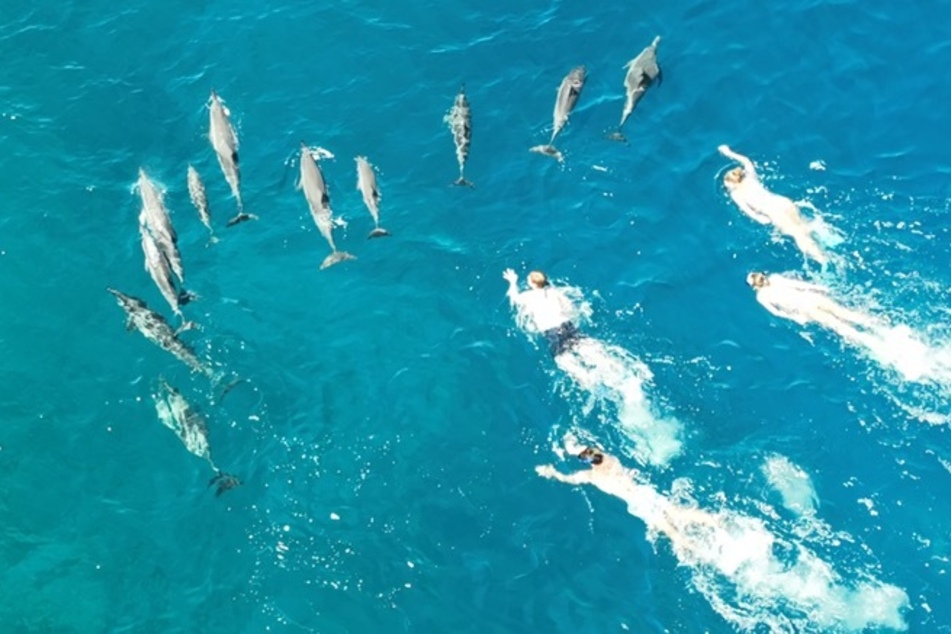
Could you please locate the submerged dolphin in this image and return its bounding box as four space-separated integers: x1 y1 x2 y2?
530 65 587 162
136 169 185 284
139 217 192 318
355 156 389 238
297 144 355 269
444 85 473 187
208 90 253 226
608 36 662 142
107 287 209 376
153 379 240 496
187 165 217 244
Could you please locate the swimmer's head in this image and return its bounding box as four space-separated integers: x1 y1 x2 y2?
528 271 549 289
578 447 604 466
723 167 745 189
746 272 768 290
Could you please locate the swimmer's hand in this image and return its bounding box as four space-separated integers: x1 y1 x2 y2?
717 144 733 157
562 433 584 455
535 464 559 479
502 268 518 285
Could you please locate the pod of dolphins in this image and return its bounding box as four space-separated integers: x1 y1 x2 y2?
107 36 662 497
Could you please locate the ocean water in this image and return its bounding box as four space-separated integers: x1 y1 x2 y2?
2 0 951 631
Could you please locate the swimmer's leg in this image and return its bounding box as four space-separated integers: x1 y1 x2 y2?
791 231 829 266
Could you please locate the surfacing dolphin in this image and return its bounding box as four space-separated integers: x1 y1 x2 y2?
208 90 254 227
298 143 355 269
530 65 587 163
107 287 209 377
153 378 240 496
136 168 185 284
608 36 662 142
355 156 390 238
444 85 473 187
187 165 217 244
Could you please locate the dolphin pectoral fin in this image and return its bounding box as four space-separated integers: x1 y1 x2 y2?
209 471 241 497
368 227 391 239
320 251 356 270
125 318 135 332
529 145 564 163
226 212 257 227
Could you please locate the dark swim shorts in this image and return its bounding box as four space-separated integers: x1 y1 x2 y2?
543 322 582 357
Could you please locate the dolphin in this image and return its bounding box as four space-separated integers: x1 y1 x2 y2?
355 156 389 238
187 165 217 244
530 65 587 162
208 90 253 227
298 143 355 269
608 36 662 142
107 287 209 376
153 378 240 496
136 169 185 284
139 217 192 318
444 85 473 186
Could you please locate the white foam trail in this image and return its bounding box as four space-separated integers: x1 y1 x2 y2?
763 454 818 517
554 338 682 466
857 324 951 386
543 460 909 631
758 277 951 389
512 288 682 466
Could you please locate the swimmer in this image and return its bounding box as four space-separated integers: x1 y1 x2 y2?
503 268 584 357
535 437 719 550
747 271 884 344
718 145 829 265
535 437 636 491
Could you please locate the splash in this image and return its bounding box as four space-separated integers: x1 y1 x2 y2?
763 454 818 517
857 324 951 386
541 454 909 632
554 338 682 466
756 274 951 419
511 286 681 466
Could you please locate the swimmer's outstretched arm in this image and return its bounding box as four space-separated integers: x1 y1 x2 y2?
718 145 759 181
503 268 521 306
535 464 592 486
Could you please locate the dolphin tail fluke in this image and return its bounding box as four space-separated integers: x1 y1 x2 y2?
212 373 246 404
206 235 220 247
529 144 565 163
452 176 475 187
226 212 258 227
368 227 391 239
209 471 241 497
320 251 357 270
606 130 628 143
174 320 201 336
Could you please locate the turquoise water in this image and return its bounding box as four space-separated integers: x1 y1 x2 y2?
2 0 951 631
